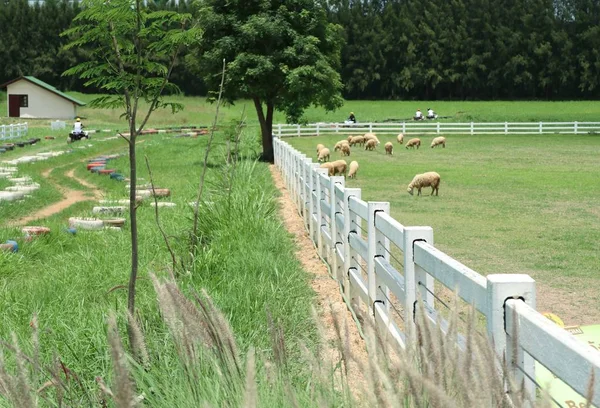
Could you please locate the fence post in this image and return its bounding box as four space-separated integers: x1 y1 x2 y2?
330 176 345 284
308 163 320 242
402 226 434 334
436 122 440 135
316 123 320 137
486 274 536 398
315 168 329 258
470 122 474 135
301 158 311 224
296 124 300 137
343 188 362 302
369 123 373 133
505 122 508 134
539 121 543 134
402 122 406 135
574 121 578 134
367 202 390 311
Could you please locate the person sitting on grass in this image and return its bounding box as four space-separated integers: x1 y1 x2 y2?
414 109 424 121
348 112 356 123
427 108 437 119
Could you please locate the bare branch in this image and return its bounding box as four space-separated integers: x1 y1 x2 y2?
145 155 179 278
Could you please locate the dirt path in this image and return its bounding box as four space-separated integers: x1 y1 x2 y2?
9 166 102 226
269 165 369 399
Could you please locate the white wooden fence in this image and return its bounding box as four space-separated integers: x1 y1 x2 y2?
274 121 600 137
0 123 28 141
273 137 600 406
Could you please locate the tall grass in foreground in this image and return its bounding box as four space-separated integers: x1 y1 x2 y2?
0 277 555 407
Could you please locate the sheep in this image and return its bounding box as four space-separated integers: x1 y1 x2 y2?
397 133 404 144
320 162 335 176
318 147 331 162
347 135 354 143
431 136 446 148
384 142 393 155
364 132 380 145
316 143 325 155
349 135 365 147
341 144 351 156
330 159 348 176
407 172 441 196
348 161 359 179
334 140 349 151
365 139 377 151
405 138 421 149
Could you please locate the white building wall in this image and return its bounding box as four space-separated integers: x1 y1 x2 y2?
7 81 77 119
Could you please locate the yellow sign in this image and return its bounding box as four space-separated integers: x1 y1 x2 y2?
535 324 600 408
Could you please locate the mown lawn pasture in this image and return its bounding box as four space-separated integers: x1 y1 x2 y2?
2 92 600 128
287 132 600 325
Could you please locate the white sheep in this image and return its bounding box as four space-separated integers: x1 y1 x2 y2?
407 172 441 196
405 138 421 149
334 140 349 151
364 132 380 145
349 136 365 147
320 162 335 176
347 135 354 143
397 133 404 144
341 144 351 157
431 136 446 148
348 161 359 179
316 143 325 155
365 139 377 151
384 142 393 155
318 147 331 162
330 160 348 176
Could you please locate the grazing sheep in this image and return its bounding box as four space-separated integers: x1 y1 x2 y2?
318 147 331 162
334 140 349 151
364 132 380 144
330 160 348 176
320 162 335 176
431 136 446 148
405 138 421 149
397 133 404 144
347 135 354 143
316 144 325 155
365 139 377 150
348 161 359 179
341 144 351 156
385 142 393 155
407 172 441 196
349 136 365 147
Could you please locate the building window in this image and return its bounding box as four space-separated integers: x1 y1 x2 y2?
19 95 28 108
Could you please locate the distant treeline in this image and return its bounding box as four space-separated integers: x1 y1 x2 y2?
1 0 599 100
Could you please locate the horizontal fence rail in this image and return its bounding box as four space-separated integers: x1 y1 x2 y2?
0 123 29 141
274 121 600 137
273 137 600 406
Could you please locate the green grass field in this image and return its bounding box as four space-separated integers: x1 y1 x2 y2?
2 91 600 129
287 133 600 325
0 129 328 404
2 93 599 404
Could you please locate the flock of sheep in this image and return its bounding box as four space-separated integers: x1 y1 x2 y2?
315 133 444 196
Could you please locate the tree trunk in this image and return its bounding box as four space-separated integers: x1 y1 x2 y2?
253 97 274 163
127 128 139 324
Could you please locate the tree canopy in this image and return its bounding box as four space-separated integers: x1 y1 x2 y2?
2 0 600 102
192 0 345 161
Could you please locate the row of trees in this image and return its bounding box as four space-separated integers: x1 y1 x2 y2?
2 0 600 100
329 0 600 99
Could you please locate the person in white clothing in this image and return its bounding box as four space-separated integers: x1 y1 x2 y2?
73 118 83 135
427 108 437 119
414 109 423 120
